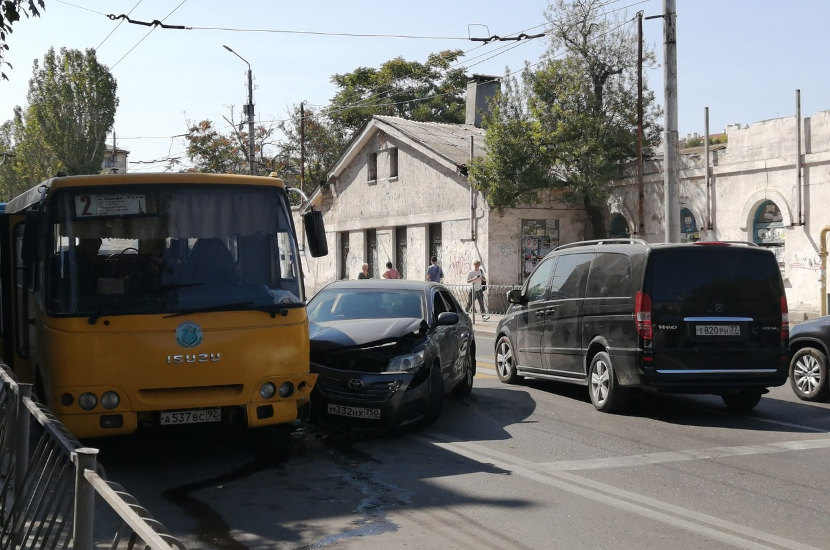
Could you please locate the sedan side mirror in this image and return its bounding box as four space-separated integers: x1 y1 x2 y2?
435 312 459 326
507 288 526 305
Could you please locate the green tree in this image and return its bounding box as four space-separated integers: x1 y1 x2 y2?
184 108 282 175
328 50 469 137
275 104 348 193
1 0 44 80
27 47 118 175
470 0 662 238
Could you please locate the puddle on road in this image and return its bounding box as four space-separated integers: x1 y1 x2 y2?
161 424 410 549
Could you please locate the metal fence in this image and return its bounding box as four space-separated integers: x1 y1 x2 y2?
0 364 186 550
442 284 521 315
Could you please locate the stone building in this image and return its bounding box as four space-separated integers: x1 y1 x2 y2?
299 78 830 317
610 110 830 318
300 78 586 301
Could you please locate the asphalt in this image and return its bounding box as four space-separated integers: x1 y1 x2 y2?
469 313 503 339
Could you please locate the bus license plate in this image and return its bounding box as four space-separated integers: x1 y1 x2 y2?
695 324 741 336
327 403 381 420
160 408 221 426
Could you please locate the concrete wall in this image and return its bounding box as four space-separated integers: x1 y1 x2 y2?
611 109 830 318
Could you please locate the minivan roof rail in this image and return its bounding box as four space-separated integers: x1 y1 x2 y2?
554 238 648 251
692 240 760 247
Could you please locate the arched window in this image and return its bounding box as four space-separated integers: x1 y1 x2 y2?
680 208 699 242
609 214 630 238
753 200 784 266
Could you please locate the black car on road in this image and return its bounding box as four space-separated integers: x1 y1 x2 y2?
495 239 789 413
307 280 475 430
789 316 830 401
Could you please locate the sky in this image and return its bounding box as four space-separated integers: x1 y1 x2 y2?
1 0 829 172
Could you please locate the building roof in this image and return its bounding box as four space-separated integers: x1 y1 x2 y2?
327 115 487 181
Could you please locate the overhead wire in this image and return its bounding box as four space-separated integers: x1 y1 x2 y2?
110 0 190 69
96 0 143 50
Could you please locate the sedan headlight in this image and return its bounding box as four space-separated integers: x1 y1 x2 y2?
386 350 425 373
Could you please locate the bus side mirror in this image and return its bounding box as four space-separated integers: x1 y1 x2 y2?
21 212 42 263
303 208 328 258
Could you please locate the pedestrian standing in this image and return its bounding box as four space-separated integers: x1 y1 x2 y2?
426 256 444 282
466 260 489 320
382 261 400 279
357 263 370 279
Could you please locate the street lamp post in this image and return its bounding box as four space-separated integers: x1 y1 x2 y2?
223 44 255 175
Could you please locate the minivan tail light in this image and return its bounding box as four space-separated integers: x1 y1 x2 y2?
634 291 652 340
781 295 789 341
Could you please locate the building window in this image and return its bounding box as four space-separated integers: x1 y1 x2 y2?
429 222 442 268
366 228 378 278
395 226 407 280
753 200 784 267
339 232 349 280
367 152 377 182
680 208 699 242
389 147 398 179
609 214 630 238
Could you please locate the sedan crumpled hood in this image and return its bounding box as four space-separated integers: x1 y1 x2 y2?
309 317 426 373
309 317 423 349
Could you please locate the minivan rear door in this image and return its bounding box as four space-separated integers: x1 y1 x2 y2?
646 245 785 373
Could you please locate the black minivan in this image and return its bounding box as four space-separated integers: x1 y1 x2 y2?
495 239 789 412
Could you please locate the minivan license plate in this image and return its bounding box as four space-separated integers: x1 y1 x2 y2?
695 324 740 336
327 403 381 420
160 408 221 425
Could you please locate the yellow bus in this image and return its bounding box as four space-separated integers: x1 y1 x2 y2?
0 172 328 438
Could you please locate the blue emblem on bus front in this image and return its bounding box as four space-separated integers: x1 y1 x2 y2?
176 322 203 348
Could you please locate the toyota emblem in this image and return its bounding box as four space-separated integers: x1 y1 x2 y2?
347 379 364 391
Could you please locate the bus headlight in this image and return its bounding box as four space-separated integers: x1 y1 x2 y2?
259 382 276 400
101 391 120 410
278 382 294 398
78 393 98 410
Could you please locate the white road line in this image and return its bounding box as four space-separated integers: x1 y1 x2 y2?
413 432 824 550
538 437 830 471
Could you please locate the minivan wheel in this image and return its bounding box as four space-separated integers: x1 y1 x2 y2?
495 335 522 384
588 351 629 413
789 347 829 401
721 389 763 411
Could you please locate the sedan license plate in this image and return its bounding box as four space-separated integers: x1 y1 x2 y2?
159 408 221 426
327 403 381 420
695 324 741 336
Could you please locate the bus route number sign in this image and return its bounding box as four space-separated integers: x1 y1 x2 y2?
75 194 147 217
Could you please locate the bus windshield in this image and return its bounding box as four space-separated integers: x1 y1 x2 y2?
46 185 303 316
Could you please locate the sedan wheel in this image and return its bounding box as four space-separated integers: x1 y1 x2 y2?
420 364 445 426
588 351 629 413
790 347 830 401
495 335 522 384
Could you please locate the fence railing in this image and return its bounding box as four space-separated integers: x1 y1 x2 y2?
442 284 521 315
0 364 186 550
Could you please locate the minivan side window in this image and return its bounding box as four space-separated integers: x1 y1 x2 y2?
586 253 633 298
550 253 593 299
525 257 556 301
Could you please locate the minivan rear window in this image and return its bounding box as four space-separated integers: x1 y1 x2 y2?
647 247 783 305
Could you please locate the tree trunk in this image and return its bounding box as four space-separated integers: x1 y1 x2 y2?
582 193 606 240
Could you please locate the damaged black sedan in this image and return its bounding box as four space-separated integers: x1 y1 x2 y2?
306 280 475 430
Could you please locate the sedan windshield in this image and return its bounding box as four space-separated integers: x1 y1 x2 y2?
308 289 424 322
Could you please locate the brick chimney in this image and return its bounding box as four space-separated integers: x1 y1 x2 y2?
465 74 501 128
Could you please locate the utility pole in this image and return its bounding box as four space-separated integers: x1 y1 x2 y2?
636 10 645 237
662 0 679 242
223 45 255 175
